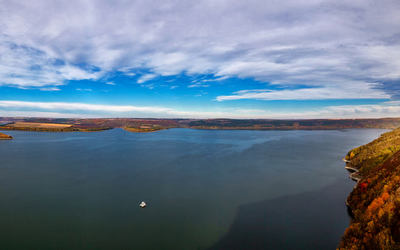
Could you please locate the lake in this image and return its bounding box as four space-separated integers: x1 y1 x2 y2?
0 128 386 249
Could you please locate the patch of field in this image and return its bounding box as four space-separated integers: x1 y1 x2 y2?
8 122 72 129
0 132 12 139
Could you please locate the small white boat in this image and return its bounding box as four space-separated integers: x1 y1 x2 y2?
139 201 147 208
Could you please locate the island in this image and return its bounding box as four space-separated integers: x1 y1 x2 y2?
339 128 400 249
0 132 12 140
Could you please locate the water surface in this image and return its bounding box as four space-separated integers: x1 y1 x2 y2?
0 128 386 249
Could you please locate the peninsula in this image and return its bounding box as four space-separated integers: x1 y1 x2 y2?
0 132 12 140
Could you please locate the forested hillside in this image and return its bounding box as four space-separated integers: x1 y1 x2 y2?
339 128 400 249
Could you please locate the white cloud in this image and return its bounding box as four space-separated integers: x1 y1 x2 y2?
0 110 93 118
298 104 400 119
76 88 93 92
0 100 170 113
201 76 229 82
0 0 399 98
39 87 61 91
137 74 157 84
0 40 101 88
216 83 390 101
188 82 210 88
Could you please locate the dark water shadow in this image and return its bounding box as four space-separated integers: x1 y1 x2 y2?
208 179 353 250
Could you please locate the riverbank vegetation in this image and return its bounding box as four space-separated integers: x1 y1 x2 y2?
345 128 400 176
339 128 400 249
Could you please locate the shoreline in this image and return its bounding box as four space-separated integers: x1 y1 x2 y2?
339 127 400 249
342 160 361 182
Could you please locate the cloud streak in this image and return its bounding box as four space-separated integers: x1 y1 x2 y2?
0 100 170 114
137 74 157 84
1 100 400 119
216 84 390 101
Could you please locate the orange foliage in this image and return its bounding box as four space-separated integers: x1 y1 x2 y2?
367 197 385 215
381 192 390 201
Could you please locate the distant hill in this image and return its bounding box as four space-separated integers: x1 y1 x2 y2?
186 118 400 130
339 128 400 249
2 117 400 132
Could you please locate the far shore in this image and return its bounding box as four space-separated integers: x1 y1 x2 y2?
0 118 398 135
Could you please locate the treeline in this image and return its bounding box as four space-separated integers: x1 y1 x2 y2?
345 128 400 175
70 126 112 132
339 128 400 249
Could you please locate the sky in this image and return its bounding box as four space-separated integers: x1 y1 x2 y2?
0 0 400 119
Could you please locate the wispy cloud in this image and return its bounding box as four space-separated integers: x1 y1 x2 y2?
216 83 390 101
39 87 61 91
201 76 229 82
137 74 157 84
188 82 210 88
0 100 170 113
76 88 93 92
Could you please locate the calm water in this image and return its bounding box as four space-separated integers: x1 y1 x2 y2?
0 128 386 250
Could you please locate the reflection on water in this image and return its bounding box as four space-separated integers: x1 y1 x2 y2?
209 179 352 250
0 128 386 249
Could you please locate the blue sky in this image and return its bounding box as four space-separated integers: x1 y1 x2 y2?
0 0 400 119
